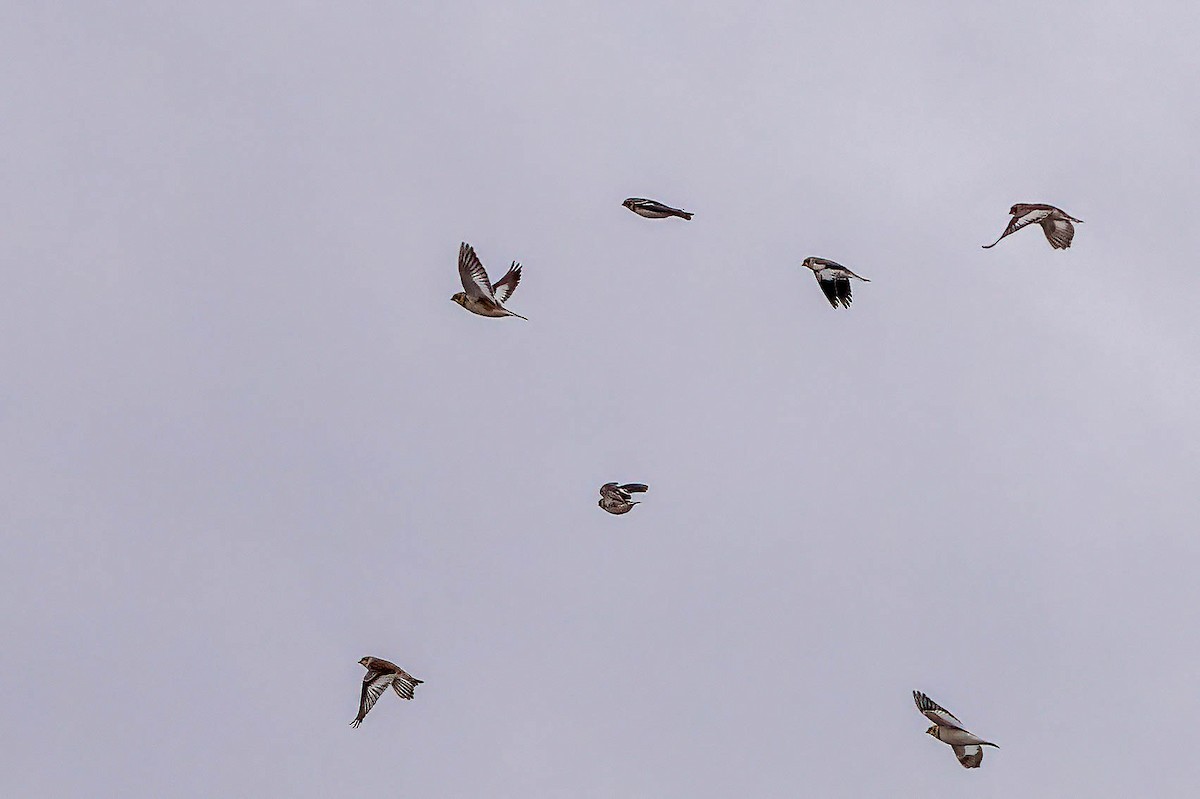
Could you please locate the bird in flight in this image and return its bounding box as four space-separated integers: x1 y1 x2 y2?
599 482 649 514
913 690 999 768
982 203 1082 250
802 257 870 309
452 242 527 320
622 197 693 220
350 656 423 728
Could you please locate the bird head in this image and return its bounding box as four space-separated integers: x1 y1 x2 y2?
451 292 467 306
801 257 819 272
925 725 939 737
621 198 635 210
359 656 371 667
1009 203 1028 216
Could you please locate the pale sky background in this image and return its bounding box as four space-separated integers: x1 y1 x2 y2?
3 2 1200 797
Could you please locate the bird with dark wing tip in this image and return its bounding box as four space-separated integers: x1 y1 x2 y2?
802 257 870 309
598 482 649 514
982 203 1082 250
912 690 999 769
451 242 528 320
350 656 423 728
621 197 693 220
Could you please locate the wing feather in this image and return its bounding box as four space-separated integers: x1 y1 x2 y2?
913 691 965 730
391 669 423 700
600 483 624 501
492 262 522 303
351 673 393 727
815 273 842 308
835 278 853 307
458 242 494 299
1041 217 1075 249
982 209 1048 248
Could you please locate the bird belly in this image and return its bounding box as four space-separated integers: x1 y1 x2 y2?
937 728 985 746
600 499 632 514
465 298 509 317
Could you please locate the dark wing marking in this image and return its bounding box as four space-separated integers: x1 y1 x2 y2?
835 278 853 307
600 483 625 501
351 672 392 727
491 262 522 303
1041 217 1075 249
636 200 672 212
953 745 984 768
458 242 494 299
914 691 965 729
815 273 842 308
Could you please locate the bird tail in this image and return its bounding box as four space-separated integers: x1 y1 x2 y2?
676 210 694 220
506 310 529 321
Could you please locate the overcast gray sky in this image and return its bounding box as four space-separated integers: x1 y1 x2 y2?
3 2 1200 796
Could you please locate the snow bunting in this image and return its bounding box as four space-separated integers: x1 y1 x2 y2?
351 656 423 728
802 257 870 309
913 690 999 768
982 203 1082 250
598 482 649 514
622 197 693 221
452 242 527 320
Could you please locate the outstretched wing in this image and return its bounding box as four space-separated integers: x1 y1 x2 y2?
619 483 648 494
913 691 966 730
953 745 984 768
492 262 522 303
814 272 851 309
982 209 1049 248
1040 217 1075 249
834 278 853 307
351 672 393 727
458 242 494 299
391 669 423 700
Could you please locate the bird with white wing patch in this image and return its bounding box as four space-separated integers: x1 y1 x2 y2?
913 690 999 769
451 242 528 320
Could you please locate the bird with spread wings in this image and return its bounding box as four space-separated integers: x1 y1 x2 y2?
802 257 871 309
451 242 527 320
982 203 1082 250
913 690 999 768
351 656 423 728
